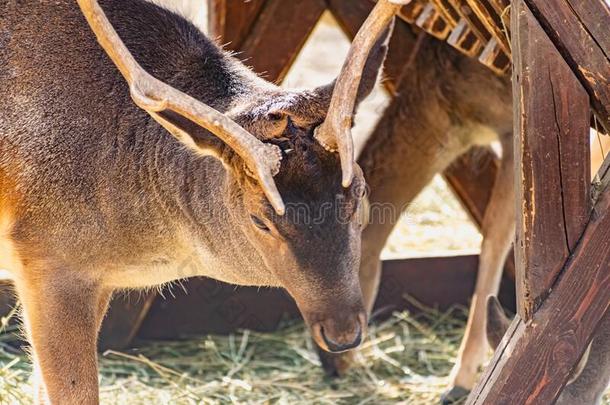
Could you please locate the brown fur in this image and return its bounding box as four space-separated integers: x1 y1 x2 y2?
316 27 515 401
0 0 390 402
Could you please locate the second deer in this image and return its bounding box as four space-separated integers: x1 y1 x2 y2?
317 21 514 404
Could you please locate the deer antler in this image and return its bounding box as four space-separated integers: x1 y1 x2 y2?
76 0 286 215
315 0 410 187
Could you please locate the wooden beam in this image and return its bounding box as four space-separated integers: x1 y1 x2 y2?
561 0 610 58
524 0 610 132
0 257 514 341
231 0 327 83
206 0 267 50
512 0 591 319
467 175 610 404
464 0 510 54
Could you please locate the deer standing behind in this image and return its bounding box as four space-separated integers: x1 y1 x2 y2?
0 0 399 402
319 20 610 404
317 22 515 402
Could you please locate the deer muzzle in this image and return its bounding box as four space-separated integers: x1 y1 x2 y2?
311 311 367 353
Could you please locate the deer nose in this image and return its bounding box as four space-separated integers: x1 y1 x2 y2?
321 323 362 352
313 312 366 353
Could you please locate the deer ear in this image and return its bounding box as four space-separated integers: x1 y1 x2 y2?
155 110 243 170
485 296 512 349
355 23 393 102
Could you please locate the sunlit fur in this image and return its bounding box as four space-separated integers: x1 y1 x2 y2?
0 0 389 402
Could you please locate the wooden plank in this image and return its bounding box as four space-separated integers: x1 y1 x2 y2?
525 0 610 132
397 0 426 24
446 0 491 43
430 0 460 26
235 0 326 83
447 18 484 57
563 0 610 61
206 0 267 49
512 0 591 319
136 255 516 339
478 38 510 75
467 175 610 404
489 0 510 18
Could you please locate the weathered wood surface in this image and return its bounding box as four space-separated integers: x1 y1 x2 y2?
447 18 483 57
238 0 326 83
465 0 510 54
466 1 607 402
206 0 267 50
524 0 610 132
512 0 591 319
415 3 451 40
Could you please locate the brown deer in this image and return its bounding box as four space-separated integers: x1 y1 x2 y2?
0 0 408 403
316 22 515 404
318 16 610 404
486 296 610 405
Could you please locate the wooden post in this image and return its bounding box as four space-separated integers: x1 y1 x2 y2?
207 0 267 50
467 173 610 404
512 0 591 320
524 0 610 132
209 0 326 83
466 1 606 403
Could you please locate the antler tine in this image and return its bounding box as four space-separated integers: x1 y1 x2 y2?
315 0 410 187
76 0 286 215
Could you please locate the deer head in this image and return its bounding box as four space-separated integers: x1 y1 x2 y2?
76 0 408 352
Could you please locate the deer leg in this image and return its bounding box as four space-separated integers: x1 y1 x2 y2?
14 269 104 405
442 135 515 403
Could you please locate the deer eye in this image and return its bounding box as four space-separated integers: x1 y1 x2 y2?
250 215 271 232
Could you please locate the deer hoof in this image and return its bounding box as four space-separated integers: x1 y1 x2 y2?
440 386 470 404
315 345 356 377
